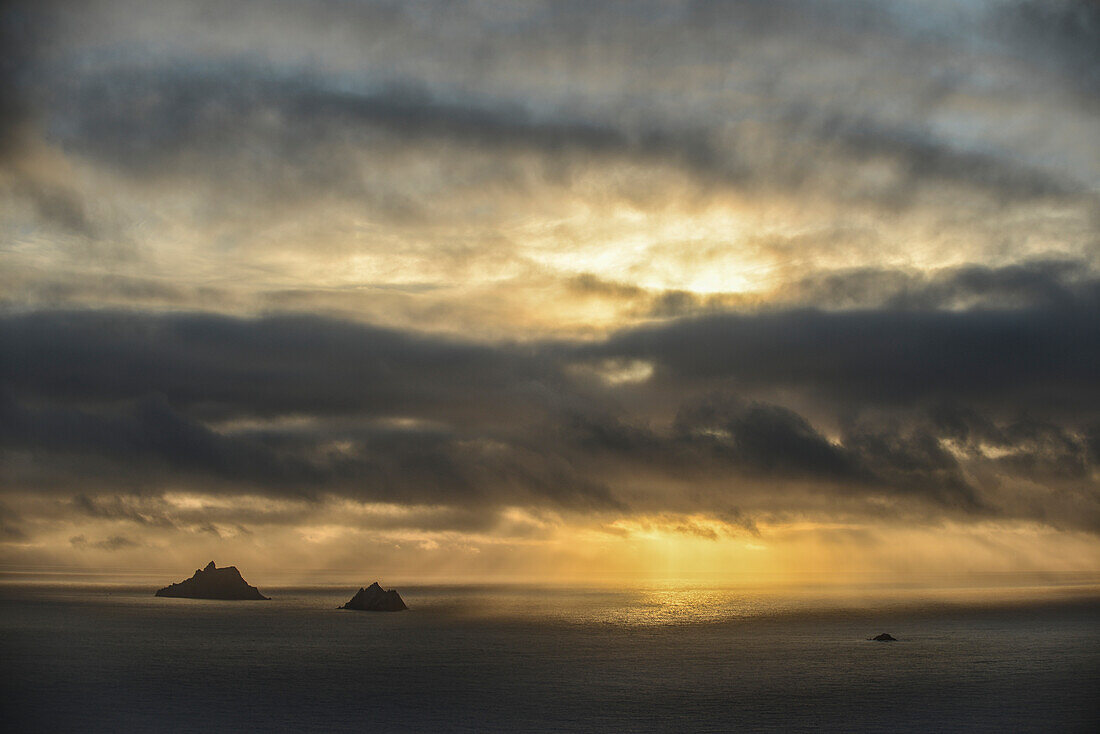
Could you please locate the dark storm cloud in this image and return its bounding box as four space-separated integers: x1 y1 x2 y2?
8 290 1100 526
595 299 1100 410
928 405 1093 482
0 391 330 491
672 398 858 482
0 310 623 509
8 273 1096 430
0 316 624 510
0 369 621 512
2 298 1099 529
993 420 1092 480
0 310 563 421
841 423 983 511
560 397 986 514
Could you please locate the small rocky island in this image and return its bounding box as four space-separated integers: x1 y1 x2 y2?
870 633 898 641
155 561 269 600
340 582 408 611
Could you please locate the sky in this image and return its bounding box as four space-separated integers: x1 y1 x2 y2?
1 0 1099 584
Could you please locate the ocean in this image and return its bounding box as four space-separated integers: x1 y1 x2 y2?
1 580 1098 732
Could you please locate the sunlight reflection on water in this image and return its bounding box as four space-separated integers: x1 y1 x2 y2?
378 580 1100 628
586 588 769 626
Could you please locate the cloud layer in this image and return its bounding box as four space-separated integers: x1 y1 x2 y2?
1 1 1098 577
3 289 1099 538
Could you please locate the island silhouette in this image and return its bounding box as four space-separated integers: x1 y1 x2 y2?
340 582 408 611
155 561 269 600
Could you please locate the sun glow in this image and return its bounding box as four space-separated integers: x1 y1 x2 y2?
521 202 770 295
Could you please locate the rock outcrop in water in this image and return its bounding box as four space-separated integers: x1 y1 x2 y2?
155 561 269 600
870 633 898 641
340 582 407 611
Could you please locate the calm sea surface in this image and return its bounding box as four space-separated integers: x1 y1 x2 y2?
1 580 1098 732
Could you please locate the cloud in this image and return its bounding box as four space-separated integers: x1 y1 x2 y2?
779 259 1100 312
997 0 1100 98
594 296 1100 411
6 302 1094 531
6 0 1090 229
0 310 565 421
673 398 859 482
37 61 1090 219
71 494 176 528
0 392 327 487
561 396 988 517
0 1 1098 569
1 1 1095 339
51 71 675 174
69 533 139 551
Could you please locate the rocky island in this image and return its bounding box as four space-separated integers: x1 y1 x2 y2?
870 633 898 641
340 582 408 611
155 561 270 600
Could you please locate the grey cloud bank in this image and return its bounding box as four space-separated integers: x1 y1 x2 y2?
3 292 1099 533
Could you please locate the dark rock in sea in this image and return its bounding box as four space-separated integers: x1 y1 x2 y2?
870 633 898 641
340 582 408 611
155 561 269 600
